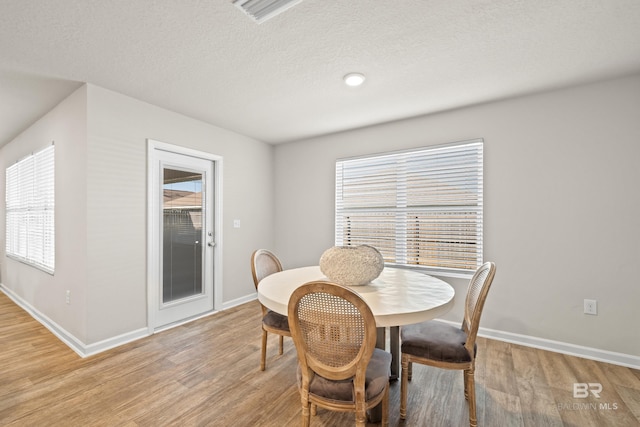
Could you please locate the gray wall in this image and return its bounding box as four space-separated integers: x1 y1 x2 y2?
84 85 275 344
273 73 640 358
0 84 275 349
2 74 639 361
0 86 89 342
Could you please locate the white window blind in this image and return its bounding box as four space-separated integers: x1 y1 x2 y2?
5 144 55 273
335 139 483 274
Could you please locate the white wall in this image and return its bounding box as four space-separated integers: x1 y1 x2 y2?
273 74 640 360
0 86 89 342
82 84 275 344
1 84 275 351
2 75 638 362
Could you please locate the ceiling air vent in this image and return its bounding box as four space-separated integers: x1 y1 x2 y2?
233 0 304 24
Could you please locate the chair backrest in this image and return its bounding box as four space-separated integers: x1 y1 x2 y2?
288 281 377 383
251 249 283 290
462 262 496 353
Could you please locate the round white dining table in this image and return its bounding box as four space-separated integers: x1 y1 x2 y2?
257 265 455 379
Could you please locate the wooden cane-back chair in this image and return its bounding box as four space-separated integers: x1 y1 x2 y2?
288 281 391 427
251 249 290 371
400 262 496 427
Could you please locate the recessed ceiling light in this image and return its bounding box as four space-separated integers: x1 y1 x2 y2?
343 73 366 87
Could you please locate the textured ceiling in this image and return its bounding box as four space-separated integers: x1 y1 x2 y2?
1 0 640 147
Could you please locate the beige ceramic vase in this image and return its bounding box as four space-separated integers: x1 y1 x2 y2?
319 245 385 286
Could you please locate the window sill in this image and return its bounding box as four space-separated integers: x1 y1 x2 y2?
386 263 474 280
6 254 55 275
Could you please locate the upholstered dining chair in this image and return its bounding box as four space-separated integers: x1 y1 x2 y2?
400 262 496 427
288 281 391 427
251 249 290 371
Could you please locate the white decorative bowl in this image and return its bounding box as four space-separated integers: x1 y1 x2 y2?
319 245 385 286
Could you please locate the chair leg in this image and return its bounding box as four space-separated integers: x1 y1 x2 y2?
301 399 311 427
355 406 366 427
382 383 389 427
400 354 409 419
260 329 268 371
311 404 317 416
465 367 477 427
278 335 284 355
408 360 413 381
464 368 469 400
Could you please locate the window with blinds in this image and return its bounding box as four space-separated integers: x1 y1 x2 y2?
5 144 55 273
335 139 483 275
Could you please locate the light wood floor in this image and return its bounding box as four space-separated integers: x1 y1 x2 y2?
1 292 639 426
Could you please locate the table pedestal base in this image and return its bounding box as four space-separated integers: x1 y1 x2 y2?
376 326 400 379
370 326 400 423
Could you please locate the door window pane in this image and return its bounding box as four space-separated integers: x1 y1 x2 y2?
162 169 204 303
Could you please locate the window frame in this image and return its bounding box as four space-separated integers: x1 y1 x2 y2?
5 144 55 274
334 139 483 279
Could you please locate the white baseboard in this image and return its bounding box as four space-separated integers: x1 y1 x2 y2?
150 293 258 333
83 328 150 357
438 319 640 370
221 292 258 310
1 285 149 358
4 283 636 369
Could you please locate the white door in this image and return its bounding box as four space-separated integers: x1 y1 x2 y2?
149 143 218 329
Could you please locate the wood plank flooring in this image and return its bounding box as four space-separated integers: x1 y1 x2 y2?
1 292 638 426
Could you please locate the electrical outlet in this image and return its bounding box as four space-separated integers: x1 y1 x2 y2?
66 290 71 305
584 299 597 315
233 219 241 228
